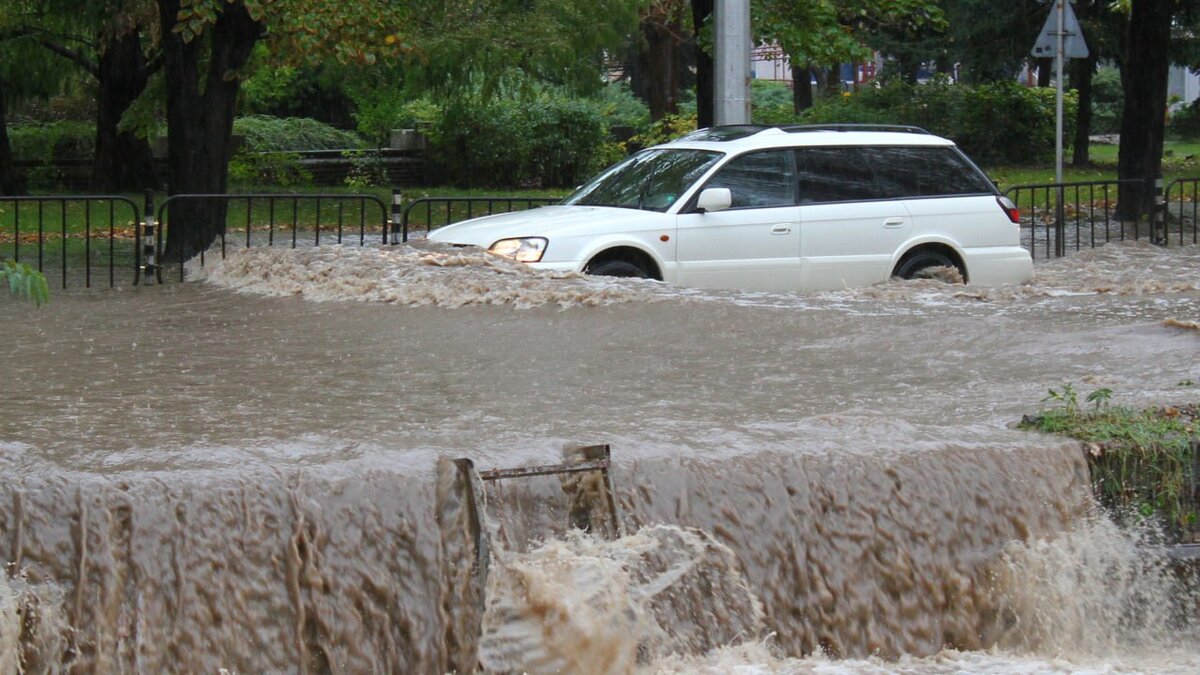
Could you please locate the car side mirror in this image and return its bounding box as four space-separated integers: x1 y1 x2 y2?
696 188 732 213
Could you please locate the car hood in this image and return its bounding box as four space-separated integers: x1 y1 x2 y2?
425 205 668 248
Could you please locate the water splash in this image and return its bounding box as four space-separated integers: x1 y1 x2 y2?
985 516 1198 659
478 525 764 674
194 243 665 309
0 572 70 674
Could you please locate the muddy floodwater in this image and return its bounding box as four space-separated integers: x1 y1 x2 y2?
2 241 1199 673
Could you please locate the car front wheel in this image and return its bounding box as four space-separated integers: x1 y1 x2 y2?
585 259 650 278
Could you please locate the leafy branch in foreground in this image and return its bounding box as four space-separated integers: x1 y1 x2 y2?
1021 391 1199 541
2 260 50 306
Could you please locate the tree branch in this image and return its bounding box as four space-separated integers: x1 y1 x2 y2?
36 38 99 77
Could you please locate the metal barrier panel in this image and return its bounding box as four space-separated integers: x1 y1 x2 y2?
1164 178 1200 247
1 195 141 288
157 193 390 280
1004 180 1150 259
399 197 562 242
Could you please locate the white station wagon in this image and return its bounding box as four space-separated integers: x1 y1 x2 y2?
427 125 1033 292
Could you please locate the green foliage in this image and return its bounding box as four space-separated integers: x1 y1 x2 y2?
801 80 1077 165
9 121 95 160
754 0 945 71
232 116 364 152
342 149 389 189
627 113 697 149
428 94 609 188
1023 394 1199 541
1090 66 1124 135
1169 98 1200 140
7 121 96 190
751 80 799 126
228 150 312 188
351 89 440 147
598 82 650 133
2 260 49 306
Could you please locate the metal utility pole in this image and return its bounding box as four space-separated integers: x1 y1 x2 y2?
714 0 751 125
1032 0 1088 256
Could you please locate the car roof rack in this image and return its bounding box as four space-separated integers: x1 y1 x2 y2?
779 124 931 135
677 125 772 142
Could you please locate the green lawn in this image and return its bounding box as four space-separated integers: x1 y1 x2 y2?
988 140 1200 190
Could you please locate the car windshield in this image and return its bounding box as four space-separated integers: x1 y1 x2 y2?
563 149 723 212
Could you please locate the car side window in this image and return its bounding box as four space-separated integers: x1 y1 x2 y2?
863 147 921 199
705 150 796 208
794 147 879 203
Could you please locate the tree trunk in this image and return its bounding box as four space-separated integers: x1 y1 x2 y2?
158 0 262 263
1036 57 1053 87
634 17 682 121
0 80 23 196
1117 0 1171 220
824 65 841 96
1071 53 1098 167
691 0 713 128
92 31 157 192
792 63 813 114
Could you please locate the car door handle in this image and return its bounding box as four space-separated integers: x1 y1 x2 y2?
770 223 792 234
883 217 905 228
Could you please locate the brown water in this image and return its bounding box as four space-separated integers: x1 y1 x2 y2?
1 241 1198 673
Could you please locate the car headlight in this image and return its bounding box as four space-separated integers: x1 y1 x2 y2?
489 237 547 262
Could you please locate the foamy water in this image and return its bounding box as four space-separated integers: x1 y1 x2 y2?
193 242 665 309
195 240 1200 313
2 240 1198 672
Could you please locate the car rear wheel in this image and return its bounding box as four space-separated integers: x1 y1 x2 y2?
893 250 963 282
585 259 650 278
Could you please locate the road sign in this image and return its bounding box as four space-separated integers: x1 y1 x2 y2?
1031 1 1089 59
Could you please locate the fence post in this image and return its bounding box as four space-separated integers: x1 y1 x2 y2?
1054 184 1066 258
1152 176 1167 246
136 190 157 285
391 188 403 244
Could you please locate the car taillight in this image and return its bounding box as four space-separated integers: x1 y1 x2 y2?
997 196 1020 224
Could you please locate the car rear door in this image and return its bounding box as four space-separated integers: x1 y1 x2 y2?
674 150 801 291
796 146 913 291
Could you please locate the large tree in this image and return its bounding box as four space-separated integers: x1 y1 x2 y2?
157 0 638 261
0 80 21 195
1115 0 1173 219
753 0 944 115
1 0 160 192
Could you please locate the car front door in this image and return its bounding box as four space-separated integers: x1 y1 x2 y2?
674 150 800 291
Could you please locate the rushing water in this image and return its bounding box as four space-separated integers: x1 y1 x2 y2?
1 241 1198 673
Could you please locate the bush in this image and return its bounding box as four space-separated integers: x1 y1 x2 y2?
1169 98 1200 140
1090 67 1123 135
800 80 1076 165
9 120 95 160
232 115 364 152
428 94 608 188
228 150 312 188
598 82 650 134
751 80 798 126
8 121 96 190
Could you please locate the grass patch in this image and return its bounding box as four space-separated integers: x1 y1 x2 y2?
988 140 1200 191
1020 385 1199 542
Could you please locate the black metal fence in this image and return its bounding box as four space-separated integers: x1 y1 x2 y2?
8 181 1198 288
156 193 390 281
1 195 141 288
1003 180 1155 259
1163 178 1200 248
398 196 562 242
1004 178 1200 259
